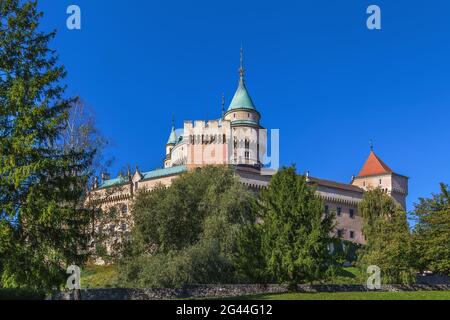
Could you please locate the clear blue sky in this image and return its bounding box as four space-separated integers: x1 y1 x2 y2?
37 0 450 213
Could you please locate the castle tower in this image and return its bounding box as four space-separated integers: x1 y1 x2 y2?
165 121 177 167
351 150 409 209
223 47 263 167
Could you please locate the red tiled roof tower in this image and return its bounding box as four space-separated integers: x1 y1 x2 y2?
357 151 393 177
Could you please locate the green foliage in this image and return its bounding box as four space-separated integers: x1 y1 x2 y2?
118 166 255 288
0 0 95 291
236 166 338 285
356 189 416 284
412 183 450 275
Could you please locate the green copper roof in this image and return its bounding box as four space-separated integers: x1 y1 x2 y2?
142 165 187 180
100 176 127 188
227 78 256 112
167 126 177 145
99 165 187 188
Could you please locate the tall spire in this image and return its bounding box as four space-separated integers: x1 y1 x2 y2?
239 44 245 81
226 45 257 112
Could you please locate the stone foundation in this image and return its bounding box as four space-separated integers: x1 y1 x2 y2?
52 283 450 300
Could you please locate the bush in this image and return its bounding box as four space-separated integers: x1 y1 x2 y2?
118 166 256 287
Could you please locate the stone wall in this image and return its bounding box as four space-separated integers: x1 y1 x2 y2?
52 283 450 300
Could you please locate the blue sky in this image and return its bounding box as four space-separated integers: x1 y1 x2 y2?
37 0 450 213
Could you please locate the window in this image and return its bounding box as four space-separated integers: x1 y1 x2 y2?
324 205 329 214
350 231 355 239
363 181 366 187
379 179 382 185
245 139 250 149
121 204 128 214
245 151 249 159
337 229 344 238
349 209 354 219
223 134 226 144
134 182 138 190
337 207 342 217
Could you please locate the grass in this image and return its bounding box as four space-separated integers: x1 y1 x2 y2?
81 264 118 289
235 291 450 300
328 267 362 284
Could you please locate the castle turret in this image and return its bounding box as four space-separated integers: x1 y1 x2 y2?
223 47 263 167
351 149 409 209
164 119 177 168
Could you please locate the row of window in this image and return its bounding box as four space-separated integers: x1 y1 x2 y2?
189 134 227 145
324 205 355 219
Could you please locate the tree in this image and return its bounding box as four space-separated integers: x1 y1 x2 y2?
118 166 256 288
0 0 95 290
238 166 338 285
412 183 450 275
357 188 416 284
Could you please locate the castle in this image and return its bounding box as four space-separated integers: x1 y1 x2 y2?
90 51 409 245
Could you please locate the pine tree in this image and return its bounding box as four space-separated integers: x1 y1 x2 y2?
0 0 94 290
413 183 450 275
257 166 337 285
357 188 416 284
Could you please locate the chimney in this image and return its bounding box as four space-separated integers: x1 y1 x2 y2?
93 176 99 189
101 172 110 183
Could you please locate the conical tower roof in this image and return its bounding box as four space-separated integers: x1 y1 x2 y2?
167 125 177 145
357 151 393 177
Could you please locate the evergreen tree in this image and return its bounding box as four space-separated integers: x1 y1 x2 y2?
0 0 94 290
357 188 416 284
251 166 337 285
413 183 450 275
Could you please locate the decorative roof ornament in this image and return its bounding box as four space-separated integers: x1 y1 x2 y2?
239 44 245 82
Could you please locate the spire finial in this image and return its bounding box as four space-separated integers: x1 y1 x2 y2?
172 114 175 129
239 44 245 80
370 139 374 151
221 93 225 118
